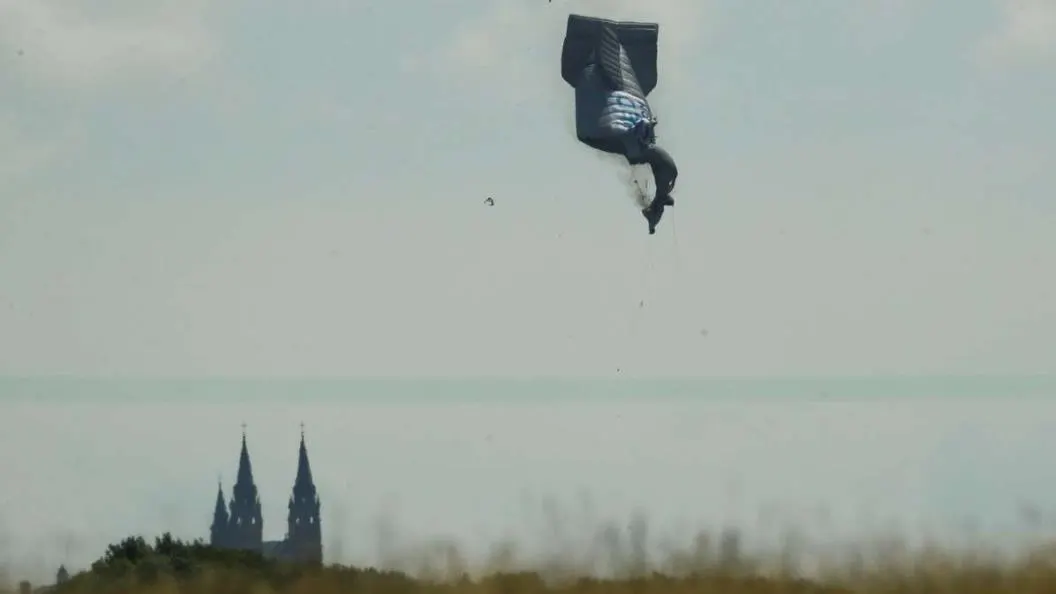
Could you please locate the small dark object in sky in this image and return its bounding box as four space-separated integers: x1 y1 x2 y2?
485 197 494 206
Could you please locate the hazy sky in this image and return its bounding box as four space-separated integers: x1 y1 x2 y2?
1 0 1054 377
3 379 1056 583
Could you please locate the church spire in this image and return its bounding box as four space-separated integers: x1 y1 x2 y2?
294 422 314 488
210 478 229 547
228 425 263 552
236 423 254 487
287 424 322 564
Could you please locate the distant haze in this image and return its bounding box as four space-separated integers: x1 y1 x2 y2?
3 378 1056 583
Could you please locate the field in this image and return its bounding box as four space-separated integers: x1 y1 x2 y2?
5 531 1056 594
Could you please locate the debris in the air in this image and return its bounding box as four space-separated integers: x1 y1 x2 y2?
485 197 494 206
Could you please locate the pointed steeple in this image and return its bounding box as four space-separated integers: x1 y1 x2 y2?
294 422 314 489
236 424 254 487
286 424 322 564
228 425 263 552
210 478 229 547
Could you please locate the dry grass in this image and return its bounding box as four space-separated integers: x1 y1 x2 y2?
5 537 1056 594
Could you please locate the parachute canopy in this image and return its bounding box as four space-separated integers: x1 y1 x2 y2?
561 13 678 198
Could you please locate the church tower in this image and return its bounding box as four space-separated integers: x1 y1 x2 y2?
285 425 322 564
210 479 229 548
227 427 264 552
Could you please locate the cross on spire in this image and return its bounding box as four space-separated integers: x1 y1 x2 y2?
300 421 305 439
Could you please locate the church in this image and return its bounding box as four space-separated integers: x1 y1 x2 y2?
209 426 322 564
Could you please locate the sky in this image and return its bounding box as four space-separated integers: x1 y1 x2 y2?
0 0 1054 377
3 378 1056 583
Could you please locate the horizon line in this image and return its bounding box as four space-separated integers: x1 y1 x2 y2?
1 372 1054 382
2 373 1053 403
